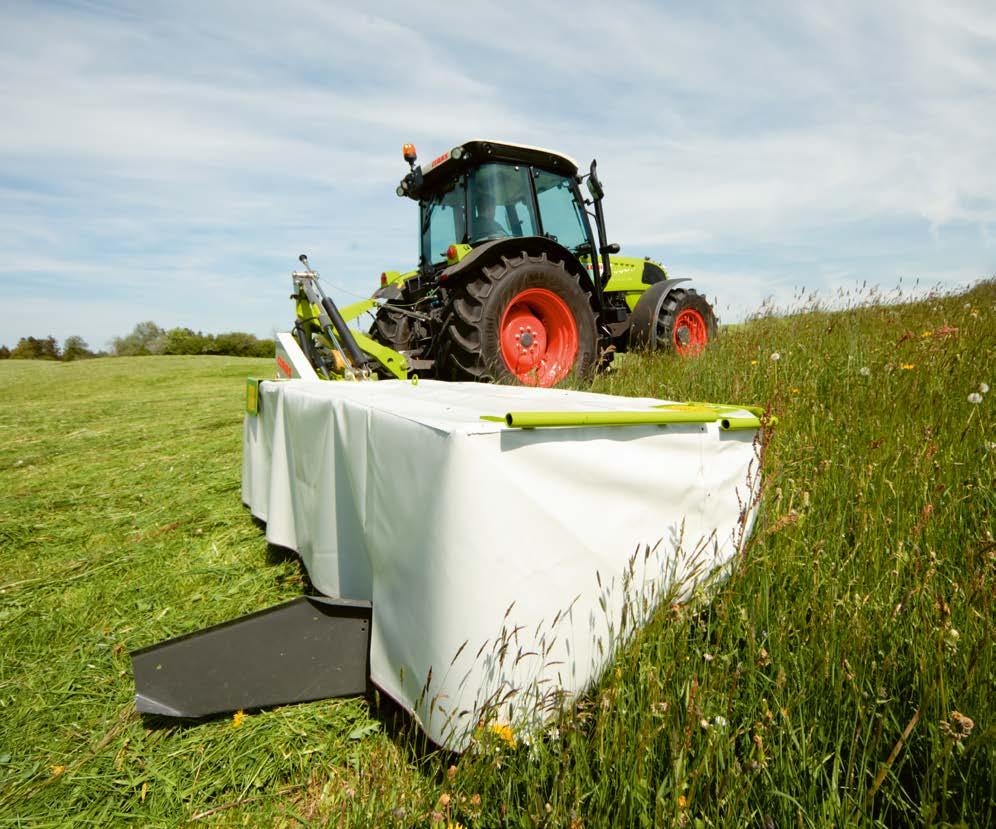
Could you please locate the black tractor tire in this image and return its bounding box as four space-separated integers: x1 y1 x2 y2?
371 306 416 354
437 252 598 386
630 286 717 354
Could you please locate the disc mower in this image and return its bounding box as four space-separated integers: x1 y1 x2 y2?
287 140 718 386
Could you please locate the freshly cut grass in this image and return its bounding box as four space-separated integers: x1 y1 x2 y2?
0 282 994 827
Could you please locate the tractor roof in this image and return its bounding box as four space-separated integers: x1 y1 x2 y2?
399 140 581 199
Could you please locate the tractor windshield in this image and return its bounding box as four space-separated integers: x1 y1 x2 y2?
420 164 538 264
467 164 536 243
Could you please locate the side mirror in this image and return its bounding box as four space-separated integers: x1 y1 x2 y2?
586 160 604 201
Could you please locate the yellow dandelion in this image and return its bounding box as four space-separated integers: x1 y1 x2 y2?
50 764 66 777
448 823 467 829
750 359 758 366
677 795 688 809
232 710 246 728
901 364 915 370
488 722 517 748
921 330 932 338
791 387 800 394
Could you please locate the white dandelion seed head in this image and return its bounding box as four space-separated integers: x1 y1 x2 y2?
859 366 871 377
968 392 983 404
770 352 781 362
980 383 990 394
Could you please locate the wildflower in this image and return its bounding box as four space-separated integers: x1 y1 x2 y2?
770 352 781 362
488 722 516 748
447 823 466 829
713 715 729 728
231 710 246 728
751 359 758 366
438 793 451 808
901 364 915 370
50 764 66 777
921 330 932 338
939 710 974 743
859 366 871 377
677 795 688 809
791 387 800 394
980 383 990 394
703 652 714 662
968 393 983 404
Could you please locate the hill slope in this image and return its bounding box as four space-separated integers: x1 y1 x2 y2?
0 283 993 826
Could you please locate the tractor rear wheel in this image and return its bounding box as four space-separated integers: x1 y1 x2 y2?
438 252 597 386
631 286 717 356
372 306 415 354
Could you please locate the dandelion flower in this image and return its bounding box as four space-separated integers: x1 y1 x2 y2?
677 795 688 809
50 764 66 777
859 366 871 377
901 364 915 370
770 352 781 362
980 383 990 394
488 722 516 748
750 359 758 366
921 330 932 338
968 393 983 404
232 710 246 728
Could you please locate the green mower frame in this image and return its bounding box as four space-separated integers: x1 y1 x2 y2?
292 140 718 386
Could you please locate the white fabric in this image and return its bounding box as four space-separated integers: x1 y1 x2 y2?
242 379 760 749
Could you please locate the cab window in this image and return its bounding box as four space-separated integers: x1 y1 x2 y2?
534 170 589 253
421 182 466 264
467 164 537 243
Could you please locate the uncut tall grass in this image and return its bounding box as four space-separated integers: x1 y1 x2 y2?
0 282 993 827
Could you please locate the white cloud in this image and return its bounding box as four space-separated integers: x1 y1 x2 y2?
0 0 993 347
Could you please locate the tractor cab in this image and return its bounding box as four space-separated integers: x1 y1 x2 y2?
399 141 601 277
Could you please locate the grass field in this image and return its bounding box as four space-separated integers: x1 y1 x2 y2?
1 282 993 827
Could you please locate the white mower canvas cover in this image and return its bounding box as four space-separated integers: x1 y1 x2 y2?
242 379 760 749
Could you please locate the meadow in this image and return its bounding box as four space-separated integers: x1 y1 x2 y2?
0 281 993 827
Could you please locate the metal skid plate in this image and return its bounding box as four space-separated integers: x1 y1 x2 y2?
131 596 372 718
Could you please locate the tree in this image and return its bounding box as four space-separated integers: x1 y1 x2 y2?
0 345 9 359
62 336 94 361
10 336 60 360
111 321 165 356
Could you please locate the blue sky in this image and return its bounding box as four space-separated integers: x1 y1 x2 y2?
1 0 994 350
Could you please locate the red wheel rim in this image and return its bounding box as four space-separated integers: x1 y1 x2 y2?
673 308 708 355
499 288 579 386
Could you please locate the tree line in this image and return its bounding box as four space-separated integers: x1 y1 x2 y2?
0 322 276 361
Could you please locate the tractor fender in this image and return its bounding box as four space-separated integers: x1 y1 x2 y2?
628 278 692 348
440 237 599 312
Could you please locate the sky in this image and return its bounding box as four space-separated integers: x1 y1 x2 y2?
1 0 995 350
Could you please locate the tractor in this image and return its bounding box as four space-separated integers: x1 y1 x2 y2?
291 140 717 387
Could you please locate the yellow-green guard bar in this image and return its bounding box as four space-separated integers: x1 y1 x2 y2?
485 408 767 430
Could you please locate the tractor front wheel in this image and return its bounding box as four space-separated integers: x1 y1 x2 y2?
631 286 717 355
438 253 598 386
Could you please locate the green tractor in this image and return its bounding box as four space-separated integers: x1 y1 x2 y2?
291 140 717 387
